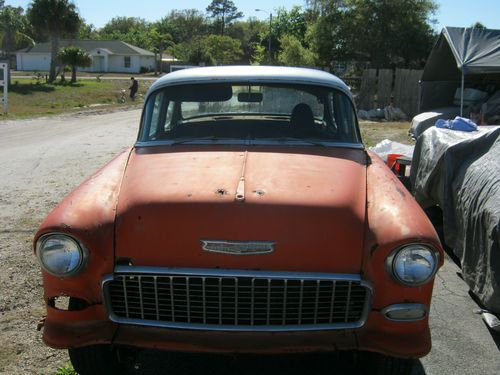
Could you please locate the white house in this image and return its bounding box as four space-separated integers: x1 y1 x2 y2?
15 40 155 73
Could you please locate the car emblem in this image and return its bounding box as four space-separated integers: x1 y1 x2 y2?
200 240 276 255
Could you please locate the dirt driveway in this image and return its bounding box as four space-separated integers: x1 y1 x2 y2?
0 110 498 374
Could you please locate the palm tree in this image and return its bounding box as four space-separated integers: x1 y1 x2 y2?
58 46 91 83
149 28 174 74
27 0 81 83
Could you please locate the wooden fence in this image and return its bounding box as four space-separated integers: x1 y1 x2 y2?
356 68 423 117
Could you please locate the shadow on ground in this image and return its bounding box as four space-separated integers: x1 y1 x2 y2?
10 82 56 95
9 81 86 95
126 351 426 375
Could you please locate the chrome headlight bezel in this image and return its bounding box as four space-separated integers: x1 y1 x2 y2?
35 233 89 278
386 243 439 287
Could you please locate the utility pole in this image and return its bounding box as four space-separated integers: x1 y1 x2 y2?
255 9 273 63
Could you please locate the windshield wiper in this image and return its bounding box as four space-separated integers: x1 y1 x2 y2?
168 136 247 145
260 137 329 147
168 136 219 145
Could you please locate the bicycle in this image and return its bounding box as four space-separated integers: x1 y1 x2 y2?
117 89 127 104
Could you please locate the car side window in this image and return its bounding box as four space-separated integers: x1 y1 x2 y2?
331 92 357 141
164 101 174 131
149 92 165 139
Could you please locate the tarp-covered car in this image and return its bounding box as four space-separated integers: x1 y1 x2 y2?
34 66 443 375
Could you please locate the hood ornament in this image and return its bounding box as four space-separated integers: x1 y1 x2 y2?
200 240 276 255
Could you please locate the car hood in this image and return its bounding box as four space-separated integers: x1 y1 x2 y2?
115 146 368 273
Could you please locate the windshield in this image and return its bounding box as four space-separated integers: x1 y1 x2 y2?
139 83 360 144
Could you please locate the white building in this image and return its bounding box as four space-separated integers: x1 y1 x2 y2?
15 40 155 73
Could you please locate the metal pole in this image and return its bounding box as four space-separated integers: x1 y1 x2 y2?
268 13 272 63
0 62 7 114
460 71 464 117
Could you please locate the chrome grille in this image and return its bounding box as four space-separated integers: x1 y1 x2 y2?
103 267 371 331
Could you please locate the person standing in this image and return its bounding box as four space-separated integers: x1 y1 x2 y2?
129 77 139 100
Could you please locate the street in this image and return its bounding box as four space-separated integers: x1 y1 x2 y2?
0 110 498 374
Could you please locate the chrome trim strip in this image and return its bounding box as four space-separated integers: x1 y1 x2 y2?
122 276 129 318
138 275 144 320
111 265 365 281
135 140 365 149
329 281 336 324
200 240 276 256
169 276 175 322
102 267 373 332
344 282 352 323
153 276 159 321
381 303 428 322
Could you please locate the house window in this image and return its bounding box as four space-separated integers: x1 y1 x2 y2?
124 56 131 68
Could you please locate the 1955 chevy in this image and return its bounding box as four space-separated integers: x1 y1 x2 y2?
34 66 443 375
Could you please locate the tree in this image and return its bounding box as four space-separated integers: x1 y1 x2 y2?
57 46 91 83
308 0 438 69
175 37 215 66
472 22 486 29
204 34 242 64
99 17 151 49
176 35 242 66
149 28 174 74
277 35 316 67
155 9 208 44
27 0 81 83
226 18 267 63
0 6 34 58
272 6 309 44
256 6 310 63
100 16 148 35
79 20 99 39
206 0 243 36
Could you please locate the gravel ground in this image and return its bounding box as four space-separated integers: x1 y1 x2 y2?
0 111 499 375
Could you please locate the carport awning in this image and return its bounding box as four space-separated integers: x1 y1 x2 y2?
422 26 500 81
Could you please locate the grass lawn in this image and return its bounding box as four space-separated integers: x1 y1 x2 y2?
1 78 152 119
359 121 414 147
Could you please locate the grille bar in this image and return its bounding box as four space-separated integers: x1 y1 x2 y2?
103 267 372 332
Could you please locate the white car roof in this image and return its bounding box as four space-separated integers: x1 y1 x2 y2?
148 66 352 97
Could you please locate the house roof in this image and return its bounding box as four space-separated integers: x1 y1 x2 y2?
16 40 155 56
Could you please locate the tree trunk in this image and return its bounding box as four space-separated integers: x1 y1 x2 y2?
71 66 77 83
5 36 13 86
159 48 163 74
154 51 158 76
49 35 59 83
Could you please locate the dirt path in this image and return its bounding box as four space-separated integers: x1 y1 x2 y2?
0 110 498 374
0 110 139 374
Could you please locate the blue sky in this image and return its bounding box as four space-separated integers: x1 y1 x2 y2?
5 0 500 30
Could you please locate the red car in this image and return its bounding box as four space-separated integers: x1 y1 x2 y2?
34 66 443 375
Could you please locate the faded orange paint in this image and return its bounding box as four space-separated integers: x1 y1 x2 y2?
115 146 368 273
34 146 443 358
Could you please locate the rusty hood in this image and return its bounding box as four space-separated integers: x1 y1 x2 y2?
115 146 368 273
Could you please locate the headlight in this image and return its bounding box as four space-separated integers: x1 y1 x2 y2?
386 244 438 286
36 234 88 277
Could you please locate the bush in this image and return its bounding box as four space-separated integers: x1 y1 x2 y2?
139 66 150 74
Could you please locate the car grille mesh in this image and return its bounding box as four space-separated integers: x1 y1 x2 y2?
105 272 369 329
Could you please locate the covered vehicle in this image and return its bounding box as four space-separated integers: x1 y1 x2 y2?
34 66 443 375
411 126 500 315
